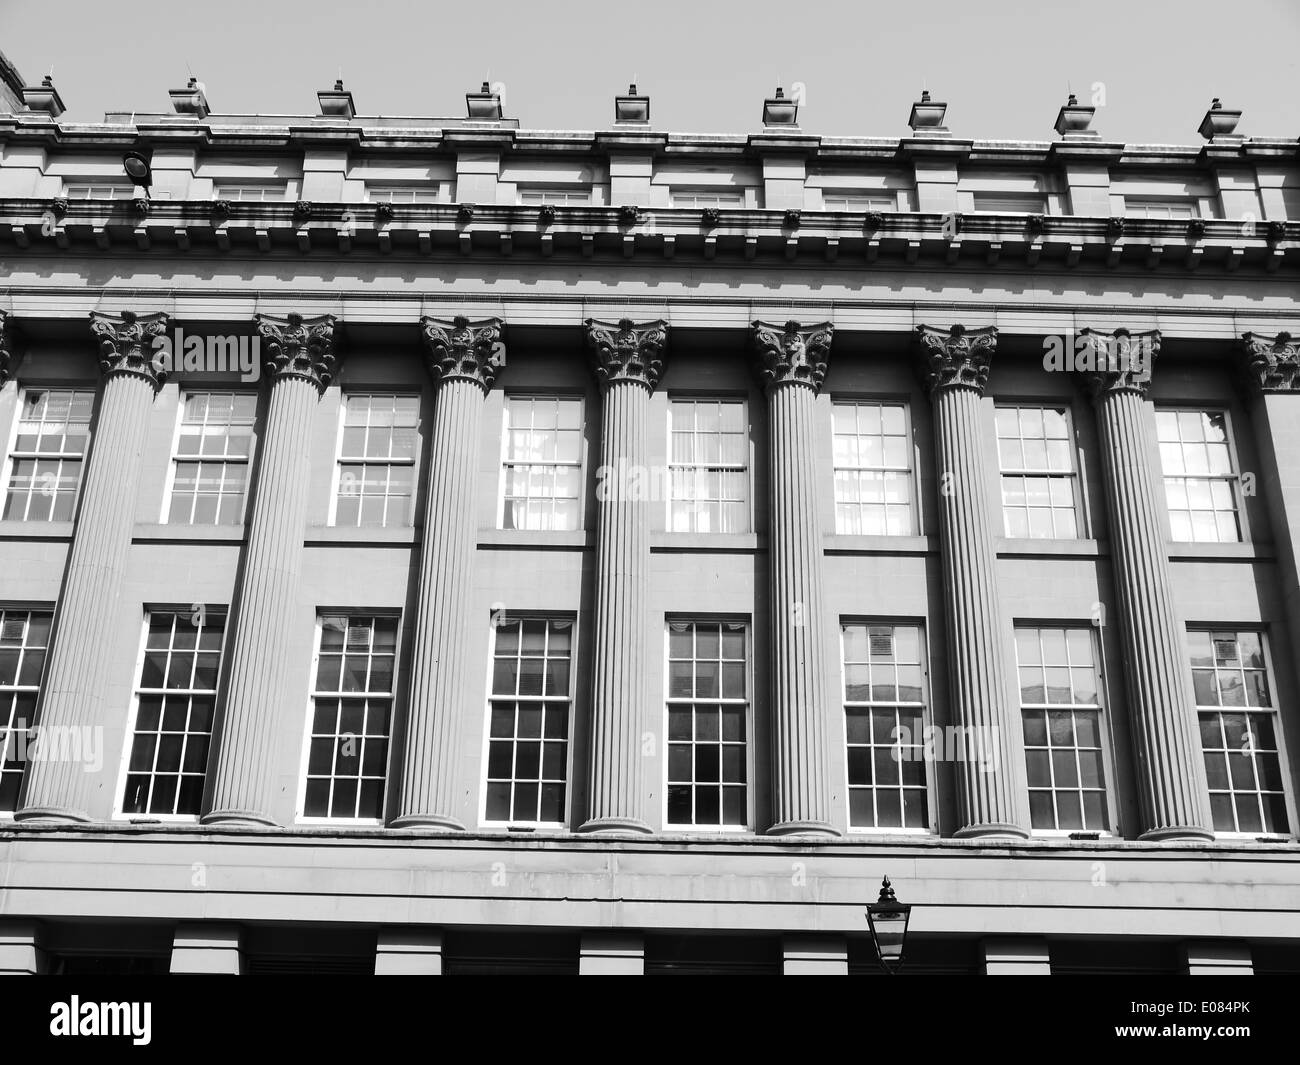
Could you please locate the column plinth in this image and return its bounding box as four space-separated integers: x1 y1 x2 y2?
752 321 839 837
391 316 504 830
16 311 169 823
916 325 1028 839
1081 329 1213 841
203 313 339 827
579 319 666 835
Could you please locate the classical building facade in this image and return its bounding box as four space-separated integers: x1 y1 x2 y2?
0 66 1298 974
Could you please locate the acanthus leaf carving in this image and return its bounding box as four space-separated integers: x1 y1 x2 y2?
1240 331 1300 394
1076 328 1160 401
89 309 171 387
254 312 340 392
421 315 506 392
585 317 668 391
751 319 834 393
915 324 998 396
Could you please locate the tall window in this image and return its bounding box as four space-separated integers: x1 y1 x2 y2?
334 394 420 528
1015 627 1110 832
366 185 441 204
518 187 590 206
0 609 51 812
303 615 397 821
500 396 583 531
842 623 928 830
670 190 744 208
121 609 226 817
3 389 94 522
822 192 897 212
1156 410 1241 543
832 401 913 535
485 617 573 826
168 393 256 525
666 620 748 829
212 184 286 202
1189 629 1289 835
996 405 1081 539
668 399 748 533
972 192 1047 213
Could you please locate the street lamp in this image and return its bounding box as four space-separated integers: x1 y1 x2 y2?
122 151 152 198
865 876 912 974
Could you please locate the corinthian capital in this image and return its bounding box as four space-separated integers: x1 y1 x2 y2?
750 320 834 393
254 313 340 392
1077 328 1160 401
915 324 997 396
1239 332 1300 394
0 311 16 385
90 310 171 387
586 318 668 391
421 315 506 392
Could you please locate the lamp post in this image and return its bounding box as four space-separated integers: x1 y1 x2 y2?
865 876 912 974
122 151 152 198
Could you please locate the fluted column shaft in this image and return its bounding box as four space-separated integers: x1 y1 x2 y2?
393 315 503 829
17 363 159 821
581 378 652 832
1091 386 1213 840
767 380 837 834
205 313 338 826
931 385 1027 836
917 324 1027 838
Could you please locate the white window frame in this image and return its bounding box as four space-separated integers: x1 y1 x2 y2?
211 184 288 203
365 184 444 204
666 397 751 535
0 607 53 815
328 392 422 529
1124 196 1200 220
517 187 591 206
477 613 577 830
840 620 934 835
971 191 1048 213
1188 627 1294 839
996 403 1085 540
295 613 400 826
831 398 916 536
670 189 745 209
1155 407 1247 544
161 392 257 526
821 191 899 212
495 394 586 532
62 181 134 200
2 386 96 524
662 618 754 833
112 607 228 823
1014 624 1118 837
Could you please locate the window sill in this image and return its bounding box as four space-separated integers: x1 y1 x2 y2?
651 532 763 552
1168 541 1273 562
477 529 593 549
995 538 1106 559
825 534 935 555
132 523 246 544
0 520 75 541
305 525 417 546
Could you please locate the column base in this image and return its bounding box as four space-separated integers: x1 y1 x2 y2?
1139 825 1215 842
12 806 92 823
953 822 1030 840
577 816 653 836
767 819 841 838
387 813 467 831
200 810 280 828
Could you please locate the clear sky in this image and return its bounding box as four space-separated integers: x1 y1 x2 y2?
2 0 1298 143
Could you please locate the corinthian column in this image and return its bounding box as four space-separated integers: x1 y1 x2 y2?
1239 332 1300 673
1080 328 1212 840
916 324 1027 838
578 318 667 834
203 314 339 826
17 311 169 822
391 315 504 829
751 320 839 836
